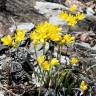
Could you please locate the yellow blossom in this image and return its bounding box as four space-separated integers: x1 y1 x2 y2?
36 22 61 35
37 55 45 65
80 81 88 91
70 57 79 64
41 61 50 71
76 12 85 20
50 58 59 65
59 39 66 45
16 29 26 33
15 29 25 42
30 22 62 44
30 31 37 40
49 33 62 42
38 32 47 44
69 5 77 12
1 35 12 46
33 40 39 46
63 34 75 44
59 11 77 27
67 15 77 26
59 11 69 20
30 32 39 45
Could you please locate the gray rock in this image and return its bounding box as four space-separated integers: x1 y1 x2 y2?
75 42 96 54
34 1 68 25
10 61 32 82
6 0 35 15
9 23 35 34
49 15 67 25
0 91 4 96
10 47 28 64
35 1 68 18
0 0 47 25
75 42 91 49
86 7 95 16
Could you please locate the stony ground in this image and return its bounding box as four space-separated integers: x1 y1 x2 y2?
0 0 96 96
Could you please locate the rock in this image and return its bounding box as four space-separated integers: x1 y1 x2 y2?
61 56 69 65
35 1 68 25
45 0 66 3
9 23 35 34
80 33 90 42
86 7 95 16
75 42 96 54
49 15 66 25
17 23 34 31
0 91 4 96
10 61 32 83
91 45 96 51
0 55 6 60
1 57 11 71
75 42 91 50
10 47 28 64
0 0 47 26
6 0 35 15
0 22 5 37
35 1 68 18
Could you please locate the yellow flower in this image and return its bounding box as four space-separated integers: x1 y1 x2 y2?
1 35 12 46
59 39 66 45
67 15 77 26
30 32 39 45
59 11 77 27
16 29 26 33
49 33 62 42
38 32 47 44
30 31 37 40
80 81 88 91
15 29 25 42
76 12 85 21
41 61 50 71
59 11 69 20
37 22 61 35
30 22 62 44
69 5 77 12
70 57 79 64
63 34 75 44
50 58 59 65
33 40 39 46
37 55 45 65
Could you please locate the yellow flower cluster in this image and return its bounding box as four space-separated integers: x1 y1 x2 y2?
15 29 26 42
70 57 79 65
30 22 75 46
37 55 59 71
1 29 26 46
60 34 75 45
30 22 62 45
76 12 85 21
59 5 85 27
69 5 77 13
37 55 45 65
1 35 12 46
80 81 88 91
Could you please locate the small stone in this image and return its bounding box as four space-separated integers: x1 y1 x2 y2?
0 91 4 96
49 15 67 25
86 7 95 16
80 33 89 42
